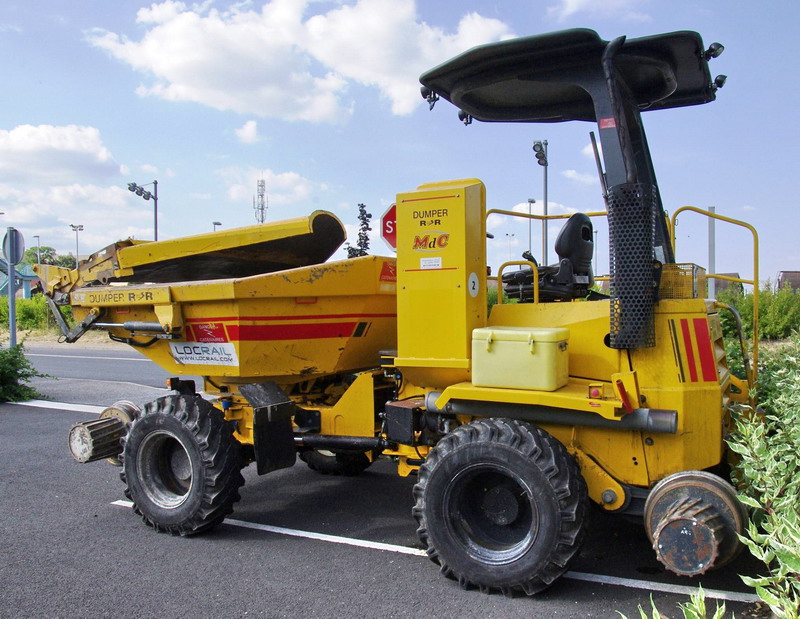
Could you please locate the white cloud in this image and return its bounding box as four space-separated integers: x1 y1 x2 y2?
547 0 652 22
304 1 512 115
0 124 119 183
487 200 575 232
216 166 315 206
562 169 597 186
581 141 603 159
235 120 259 143
0 182 153 253
86 0 513 122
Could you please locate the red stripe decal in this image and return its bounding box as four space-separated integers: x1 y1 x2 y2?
692 318 717 382
226 322 357 341
185 313 395 323
680 319 698 382
402 195 459 203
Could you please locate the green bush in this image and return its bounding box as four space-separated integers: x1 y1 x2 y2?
0 344 44 402
618 587 726 618
728 334 800 618
0 295 72 331
717 283 800 342
14 295 51 329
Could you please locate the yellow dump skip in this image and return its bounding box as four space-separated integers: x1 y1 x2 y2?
80 211 347 285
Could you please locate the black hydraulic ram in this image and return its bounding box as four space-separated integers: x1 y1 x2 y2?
93 321 168 332
293 435 393 453
424 392 677 434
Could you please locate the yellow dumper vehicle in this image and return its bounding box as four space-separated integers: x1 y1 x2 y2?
41 28 756 595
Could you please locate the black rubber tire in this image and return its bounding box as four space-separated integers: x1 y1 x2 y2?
120 395 244 536
299 449 372 476
412 418 588 595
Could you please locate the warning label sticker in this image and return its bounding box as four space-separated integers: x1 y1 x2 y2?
420 257 442 270
169 342 238 366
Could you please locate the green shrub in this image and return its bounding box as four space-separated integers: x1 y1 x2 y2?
751 337 800 408
618 587 726 618
0 295 72 331
0 344 44 402
14 295 51 329
760 285 800 340
717 283 800 342
728 334 800 618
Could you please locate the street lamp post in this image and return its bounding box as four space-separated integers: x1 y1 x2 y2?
33 235 41 263
70 224 83 269
213 221 222 231
128 180 159 241
533 140 549 264
505 232 515 262
527 198 536 254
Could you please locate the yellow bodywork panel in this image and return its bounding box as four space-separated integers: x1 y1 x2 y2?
69 255 397 383
39 211 349 293
316 372 383 438
434 380 623 421
479 296 728 486
394 179 487 386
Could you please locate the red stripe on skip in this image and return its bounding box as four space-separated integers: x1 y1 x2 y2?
692 318 717 382
680 319 698 382
227 322 357 341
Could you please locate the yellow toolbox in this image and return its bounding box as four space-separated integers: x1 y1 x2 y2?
471 326 569 391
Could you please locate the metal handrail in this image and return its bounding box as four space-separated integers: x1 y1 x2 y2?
485 208 608 222
670 206 759 390
496 261 539 304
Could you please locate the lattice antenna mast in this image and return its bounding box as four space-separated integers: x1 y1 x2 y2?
253 178 267 223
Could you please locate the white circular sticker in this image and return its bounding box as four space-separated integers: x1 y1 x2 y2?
467 272 479 298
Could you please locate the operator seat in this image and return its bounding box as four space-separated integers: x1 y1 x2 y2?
502 212 596 302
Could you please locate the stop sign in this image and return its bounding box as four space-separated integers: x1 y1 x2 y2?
380 203 397 251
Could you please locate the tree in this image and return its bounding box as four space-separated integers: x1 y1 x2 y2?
53 253 78 268
344 203 372 258
22 245 57 265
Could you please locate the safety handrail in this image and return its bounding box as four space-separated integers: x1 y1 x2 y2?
670 206 759 390
486 208 609 302
496 261 539 304
485 208 608 223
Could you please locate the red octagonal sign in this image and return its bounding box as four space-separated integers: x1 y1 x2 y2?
380 203 397 251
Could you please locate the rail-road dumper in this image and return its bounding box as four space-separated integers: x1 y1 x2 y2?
41 28 758 595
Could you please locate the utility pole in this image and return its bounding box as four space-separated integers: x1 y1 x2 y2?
533 140 549 263
70 224 83 269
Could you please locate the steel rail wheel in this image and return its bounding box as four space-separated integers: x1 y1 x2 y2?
413 418 587 595
121 395 244 535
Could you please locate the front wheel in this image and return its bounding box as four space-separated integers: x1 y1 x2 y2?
412 418 588 595
121 395 244 536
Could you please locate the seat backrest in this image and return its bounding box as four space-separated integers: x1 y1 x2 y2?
554 213 593 274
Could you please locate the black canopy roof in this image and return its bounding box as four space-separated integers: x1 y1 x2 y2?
420 29 716 123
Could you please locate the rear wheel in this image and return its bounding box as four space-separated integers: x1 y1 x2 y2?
299 449 372 476
121 395 244 535
412 418 587 595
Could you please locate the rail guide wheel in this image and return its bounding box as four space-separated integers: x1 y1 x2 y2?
644 470 748 576
98 401 141 466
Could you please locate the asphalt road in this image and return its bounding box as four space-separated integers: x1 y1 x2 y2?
0 343 768 618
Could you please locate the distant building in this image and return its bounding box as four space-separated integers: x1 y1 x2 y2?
777 271 800 291
711 272 743 294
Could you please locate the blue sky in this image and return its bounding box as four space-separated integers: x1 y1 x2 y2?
1 0 797 283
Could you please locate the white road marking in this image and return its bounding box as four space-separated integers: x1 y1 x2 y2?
564 571 759 604
15 400 107 414
26 353 149 362
109 500 759 603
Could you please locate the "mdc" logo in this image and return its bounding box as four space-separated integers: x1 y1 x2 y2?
413 233 449 251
